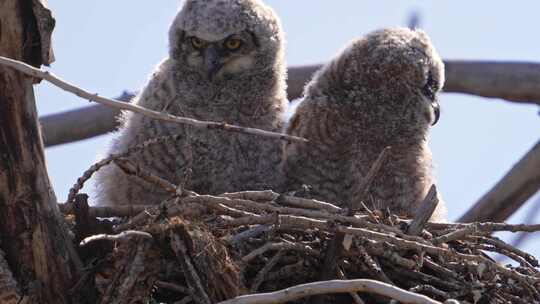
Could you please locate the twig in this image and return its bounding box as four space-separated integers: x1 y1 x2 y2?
0 55 307 144
357 241 417 270
422 258 460 281
65 133 185 204
409 285 448 299
336 269 366 304
408 185 439 235
357 246 394 284
250 250 284 292
113 158 178 195
242 242 319 263
101 237 154 303
79 230 153 246
432 226 482 245
154 280 192 295
59 203 152 218
223 190 343 213
475 236 539 267
40 61 540 147
228 225 273 246
509 195 540 250
170 232 212 304
216 279 443 304
221 191 278 201
349 146 391 213
421 221 540 234
277 195 343 213
265 259 312 282
459 140 540 223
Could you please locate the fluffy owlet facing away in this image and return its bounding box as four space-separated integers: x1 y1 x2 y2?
282 28 446 221
95 0 287 205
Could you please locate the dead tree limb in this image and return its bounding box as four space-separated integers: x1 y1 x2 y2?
0 1 81 303
40 91 134 146
39 60 540 147
444 61 540 105
459 140 540 223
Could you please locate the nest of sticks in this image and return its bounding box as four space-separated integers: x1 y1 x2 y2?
59 139 540 304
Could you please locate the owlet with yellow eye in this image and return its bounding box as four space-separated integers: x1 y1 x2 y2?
95 0 287 206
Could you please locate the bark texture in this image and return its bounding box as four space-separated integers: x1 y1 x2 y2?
0 1 79 303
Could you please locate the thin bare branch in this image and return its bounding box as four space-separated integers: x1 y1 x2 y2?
39 61 540 147
509 196 540 250
0 55 307 144
170 232 212 304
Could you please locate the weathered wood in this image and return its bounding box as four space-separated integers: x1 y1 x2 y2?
408 185 439 235
459 140 540 223
0 248 21 304
40 91 133 146
0 1 80 303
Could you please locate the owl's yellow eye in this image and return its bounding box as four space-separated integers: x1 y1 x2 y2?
191 37 206 49
224 38 243 50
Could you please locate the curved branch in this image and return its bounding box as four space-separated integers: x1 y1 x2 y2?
216 279 442 304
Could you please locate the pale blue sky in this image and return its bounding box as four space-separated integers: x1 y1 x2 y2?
37 1 539 254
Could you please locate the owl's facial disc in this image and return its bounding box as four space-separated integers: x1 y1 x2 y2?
186 32 257 81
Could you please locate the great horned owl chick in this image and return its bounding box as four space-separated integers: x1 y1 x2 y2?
282 28 446 221
95 0 287 205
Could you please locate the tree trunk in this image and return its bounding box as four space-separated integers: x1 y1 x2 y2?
0 1 80 303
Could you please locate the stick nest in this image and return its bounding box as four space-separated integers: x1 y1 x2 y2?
65 187 540 304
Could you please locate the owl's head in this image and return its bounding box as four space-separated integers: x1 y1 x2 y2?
168 0 284 81
310 28 444 132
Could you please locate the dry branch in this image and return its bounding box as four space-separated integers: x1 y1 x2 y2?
0 55 307 144
445 61 540 105
408 185 439 235
459 140 540 222
79 230 153 246
100 237 156 304
39 60 540 147
65 184 540 303
216 279 443 304
170 232 212 304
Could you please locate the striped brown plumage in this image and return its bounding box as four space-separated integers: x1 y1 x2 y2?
282 28 447 221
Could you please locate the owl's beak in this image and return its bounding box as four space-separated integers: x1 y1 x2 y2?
431 100 440 125
204 46 223 80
